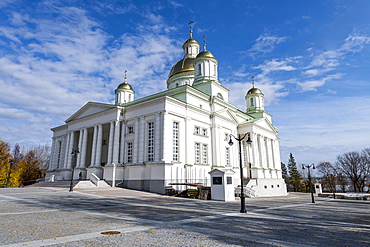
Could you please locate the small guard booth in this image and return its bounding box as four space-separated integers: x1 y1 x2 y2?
209 169 235 201
314 182 322 195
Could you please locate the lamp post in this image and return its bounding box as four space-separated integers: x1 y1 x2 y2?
228 133 252 213
302 163 315 203
69 148 79 192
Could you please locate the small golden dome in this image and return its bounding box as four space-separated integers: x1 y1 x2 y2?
247 87 263 95
196 50 215 58
168 57 196 78
116 82 133 91
182 38 200 48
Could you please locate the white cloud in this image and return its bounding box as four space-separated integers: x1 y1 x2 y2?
247 34 287 57
0 2 181 149
270 96 370 164
254 59 296 76
298 73 344 91
0 0 16 8
340 34 370 53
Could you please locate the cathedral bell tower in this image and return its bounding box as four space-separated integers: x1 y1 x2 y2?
193 36 218 85
115 71 134 105
245 77 264 113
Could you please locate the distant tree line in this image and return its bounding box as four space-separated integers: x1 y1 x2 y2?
0 139 50 188
281 148 370 194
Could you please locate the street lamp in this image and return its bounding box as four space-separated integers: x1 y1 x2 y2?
228 133 252 213
69 148 79 192
302 163 315 203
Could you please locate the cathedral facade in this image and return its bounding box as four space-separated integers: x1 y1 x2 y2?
47 32 287 197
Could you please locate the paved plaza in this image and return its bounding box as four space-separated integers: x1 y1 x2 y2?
0 186 369 247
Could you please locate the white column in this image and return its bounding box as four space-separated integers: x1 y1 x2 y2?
185 117 193 165
133 117 139 163
80 128 88 168
76 129 83 167
267 138 274 169
257 135 264 168
252 133 259 168
154 112 161 161
67 131 75 169
138 116 145 162
161 111 170 162
107 121 115 165
63 132 71 168
112 120 120 164
119 121 126 164
90 125 98 167
95 124 103 166
211 122 219 167
50 137 57 170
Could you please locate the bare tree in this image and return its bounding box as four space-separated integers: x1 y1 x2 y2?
336 172 348 193
336 150 370 192
31 144 51 171
317 161 337 198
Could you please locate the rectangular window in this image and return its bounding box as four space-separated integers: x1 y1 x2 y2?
148 122 154 161
198 64 202 75
226 147 230 166
202 144 208 164
194 127 200 135
127 126 134 134
202 128 207 136
127 142 133 163
195 143 200 164
173 122 179 161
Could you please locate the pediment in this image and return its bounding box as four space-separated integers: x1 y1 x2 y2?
215 108 239 123
65 102 115 123
249 118 278 134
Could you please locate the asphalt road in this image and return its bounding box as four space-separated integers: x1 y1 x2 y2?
0 187 369 247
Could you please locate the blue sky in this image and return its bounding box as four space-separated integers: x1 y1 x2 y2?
0 0 369 166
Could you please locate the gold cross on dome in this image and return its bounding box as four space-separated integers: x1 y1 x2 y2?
188 20 194 38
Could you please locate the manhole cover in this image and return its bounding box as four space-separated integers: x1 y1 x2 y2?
101 231 121 235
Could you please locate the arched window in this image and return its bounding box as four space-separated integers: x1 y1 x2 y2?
250 98 254 106
217 93 223 99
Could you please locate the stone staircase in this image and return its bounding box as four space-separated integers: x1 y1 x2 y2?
27 181 71 188
27 173 111 189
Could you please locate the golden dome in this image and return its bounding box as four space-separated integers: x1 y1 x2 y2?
247 87 263 95
182 38 200 48
116 82 133 91
168 57 196 78
196 50 215 58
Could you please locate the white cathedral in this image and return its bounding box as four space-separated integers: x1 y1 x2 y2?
46 29 287 197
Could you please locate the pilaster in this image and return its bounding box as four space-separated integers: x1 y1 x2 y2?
80 128 88 168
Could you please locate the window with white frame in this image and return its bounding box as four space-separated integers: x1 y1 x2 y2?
194 127 200 135
226 147 230 166
148 122 154 161
202 128 207 136
127 126 134 134
225 133 229 141
195 143 200 164
127 142 133 163
202 144 208 164
173 122 179 161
